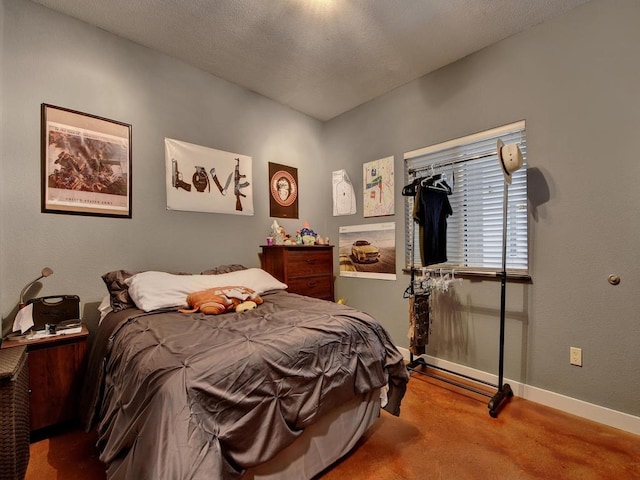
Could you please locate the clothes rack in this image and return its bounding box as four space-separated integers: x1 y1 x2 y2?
406 268 499 400
407 150 498 175
405 164 513 417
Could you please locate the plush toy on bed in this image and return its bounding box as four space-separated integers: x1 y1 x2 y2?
235 301 258 313
179 286 263 315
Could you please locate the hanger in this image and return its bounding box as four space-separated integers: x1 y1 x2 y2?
403 164 454 197
422 172 452 194
446 269 463 289
402 177 422 197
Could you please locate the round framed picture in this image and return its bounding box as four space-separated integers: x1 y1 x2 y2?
269 163 299 218
270 170 297 207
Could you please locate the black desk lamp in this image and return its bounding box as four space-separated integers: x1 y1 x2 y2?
19 267 54 309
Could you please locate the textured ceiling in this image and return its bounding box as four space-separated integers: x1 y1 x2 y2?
31 0 590 121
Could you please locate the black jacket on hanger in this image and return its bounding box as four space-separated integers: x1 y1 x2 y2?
414 186 452 266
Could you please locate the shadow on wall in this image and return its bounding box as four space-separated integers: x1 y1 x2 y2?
1 307 19 339
1 281 48 338
429 289 469 362
527 167 552 221
82 302 101 350
428 285 530 384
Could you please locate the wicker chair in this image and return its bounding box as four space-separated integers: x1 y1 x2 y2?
0 345 29 480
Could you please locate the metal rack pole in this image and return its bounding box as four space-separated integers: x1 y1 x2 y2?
487 178 514 417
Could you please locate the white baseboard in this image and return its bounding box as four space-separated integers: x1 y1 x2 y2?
398 348 640 436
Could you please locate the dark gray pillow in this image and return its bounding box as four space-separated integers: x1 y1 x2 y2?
102 270 137 312
200 264 247 275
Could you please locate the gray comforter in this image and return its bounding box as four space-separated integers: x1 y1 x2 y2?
82 291 408 480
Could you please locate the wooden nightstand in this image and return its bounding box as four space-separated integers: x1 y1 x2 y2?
1 325 89 433
261 245 334 301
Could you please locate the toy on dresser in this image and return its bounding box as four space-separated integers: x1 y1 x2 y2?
269 220 329 246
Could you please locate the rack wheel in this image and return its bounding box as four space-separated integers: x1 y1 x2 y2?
488 383 513 418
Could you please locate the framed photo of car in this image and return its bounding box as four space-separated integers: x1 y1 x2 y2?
338 222 396 280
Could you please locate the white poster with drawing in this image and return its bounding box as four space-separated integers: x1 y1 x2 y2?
363 156 394 217
165 138 253 215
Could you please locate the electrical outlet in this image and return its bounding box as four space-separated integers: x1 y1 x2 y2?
570 347 582 367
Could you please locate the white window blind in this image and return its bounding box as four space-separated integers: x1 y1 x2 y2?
404 121 528 274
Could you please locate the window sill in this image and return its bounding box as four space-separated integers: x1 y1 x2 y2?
403 268 531 283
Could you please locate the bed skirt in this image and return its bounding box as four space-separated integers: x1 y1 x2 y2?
243 388 381 479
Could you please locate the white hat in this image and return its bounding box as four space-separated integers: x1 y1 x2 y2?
497 139 523 184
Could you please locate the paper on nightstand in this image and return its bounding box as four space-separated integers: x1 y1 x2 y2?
13 303 34 334
30 326 82 339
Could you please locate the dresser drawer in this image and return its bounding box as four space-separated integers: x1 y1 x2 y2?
261 245 334 301
286 249 332 276
287 275 334 300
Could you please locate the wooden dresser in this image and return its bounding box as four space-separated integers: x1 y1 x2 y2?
261 245 334 301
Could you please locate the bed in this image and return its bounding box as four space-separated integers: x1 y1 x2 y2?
80 266 409 480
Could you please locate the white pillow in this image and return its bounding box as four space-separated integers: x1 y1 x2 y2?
125 268 288 312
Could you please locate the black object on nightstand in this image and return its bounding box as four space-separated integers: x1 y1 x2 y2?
27 295 80 331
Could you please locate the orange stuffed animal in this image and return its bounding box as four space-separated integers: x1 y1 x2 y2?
179 286 263 315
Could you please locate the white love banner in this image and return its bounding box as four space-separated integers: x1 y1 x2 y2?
165 138 253 215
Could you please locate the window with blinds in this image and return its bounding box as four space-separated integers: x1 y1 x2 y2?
404 121 528 275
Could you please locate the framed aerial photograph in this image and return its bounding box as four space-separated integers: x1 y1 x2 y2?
269 162 299 219
41 104 132 218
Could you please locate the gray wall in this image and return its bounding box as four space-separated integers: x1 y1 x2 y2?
324 0 640 416
1 0 638 419
0 0 327 332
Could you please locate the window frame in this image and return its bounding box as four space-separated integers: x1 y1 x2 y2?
404 121 529 279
